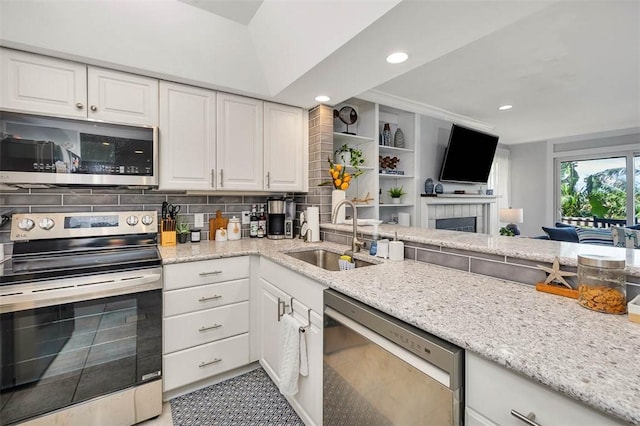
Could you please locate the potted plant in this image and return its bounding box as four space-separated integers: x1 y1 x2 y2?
388 186 406 203
176 218 190 243
334 144 365 176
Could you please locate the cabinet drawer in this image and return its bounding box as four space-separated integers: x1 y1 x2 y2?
466 353 624 425
164 302 249 353
163 334 249 392
164 256 250 290
164 278 249 317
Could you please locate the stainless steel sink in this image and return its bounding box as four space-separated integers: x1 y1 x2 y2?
285 249 376 271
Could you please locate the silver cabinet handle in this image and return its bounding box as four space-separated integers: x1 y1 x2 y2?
199 358 222 368
75 102 84 109
220 169 224 188
211 169 216 188
266 171 270 188
277 297 290 322
90 105 97 112
199 324 222 332
199 270 222 276
511 410 540 426
199 295 222 302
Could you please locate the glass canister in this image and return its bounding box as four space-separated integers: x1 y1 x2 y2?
227 216 242 241
577 254 626 314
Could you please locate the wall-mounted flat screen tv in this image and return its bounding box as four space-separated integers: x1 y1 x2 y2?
439 124 499 184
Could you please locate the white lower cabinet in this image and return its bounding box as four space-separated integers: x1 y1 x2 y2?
163 257 251 393
259 258 325 426
466 352 625 426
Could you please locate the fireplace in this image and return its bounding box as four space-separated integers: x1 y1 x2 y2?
421 194 497 234
436 216 477 232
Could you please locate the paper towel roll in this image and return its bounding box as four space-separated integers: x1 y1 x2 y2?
398 212 410 227
389 241 404 261
306 207 320 242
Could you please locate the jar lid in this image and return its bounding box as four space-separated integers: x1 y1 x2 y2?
577 254 625 269
229 216 240 223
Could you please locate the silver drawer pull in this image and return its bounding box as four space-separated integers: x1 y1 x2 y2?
198 295 222 302
199 270 222 276
511 410 540 426
199 358 222 368
199 324 222 332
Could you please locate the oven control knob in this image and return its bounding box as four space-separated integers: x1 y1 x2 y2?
141 215 154 226
18 218 35 231
38 218 55 230
126 215 139 226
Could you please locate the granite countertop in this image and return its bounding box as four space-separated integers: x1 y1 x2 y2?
322 223 640 276
160 238 640 424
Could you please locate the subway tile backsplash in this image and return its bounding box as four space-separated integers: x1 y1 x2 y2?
0 187 309 243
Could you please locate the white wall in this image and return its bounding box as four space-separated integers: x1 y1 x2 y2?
510 141 548 236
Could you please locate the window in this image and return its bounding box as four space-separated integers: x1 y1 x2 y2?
557 152 638 227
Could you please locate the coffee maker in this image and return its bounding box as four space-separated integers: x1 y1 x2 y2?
267 198 285 239
284 198 296 239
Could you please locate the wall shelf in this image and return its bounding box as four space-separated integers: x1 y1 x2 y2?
333 132 374 145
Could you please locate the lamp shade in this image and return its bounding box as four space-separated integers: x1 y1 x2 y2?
499 208 524 224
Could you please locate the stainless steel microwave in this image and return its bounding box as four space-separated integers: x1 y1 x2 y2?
0 112 158 186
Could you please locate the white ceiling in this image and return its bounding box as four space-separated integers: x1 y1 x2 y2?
0 0 638 145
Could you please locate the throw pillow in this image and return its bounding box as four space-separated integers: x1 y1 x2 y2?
611 227 640 249
575 227 614 246
542 226 579 243
555 222 575 228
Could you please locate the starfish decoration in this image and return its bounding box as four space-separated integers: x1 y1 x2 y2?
537 257 577 289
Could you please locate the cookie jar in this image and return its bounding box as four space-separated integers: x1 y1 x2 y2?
577 254 626 314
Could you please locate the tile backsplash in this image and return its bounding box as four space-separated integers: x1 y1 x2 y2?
0 187 310 243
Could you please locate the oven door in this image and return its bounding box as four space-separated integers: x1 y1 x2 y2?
0 272 162 425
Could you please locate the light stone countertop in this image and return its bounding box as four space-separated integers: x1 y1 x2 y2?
322 223 640 276
160 238 640 424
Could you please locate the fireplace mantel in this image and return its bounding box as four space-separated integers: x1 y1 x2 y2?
421 194 498 234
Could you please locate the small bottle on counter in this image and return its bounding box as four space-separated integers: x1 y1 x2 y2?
257 205 266 238
250 205 258 238
369 222 379 256
577 254 626 314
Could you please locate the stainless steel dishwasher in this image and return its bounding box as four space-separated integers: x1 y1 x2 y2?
323 289 463 426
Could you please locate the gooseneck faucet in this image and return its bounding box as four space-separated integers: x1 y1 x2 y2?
331 199 363 254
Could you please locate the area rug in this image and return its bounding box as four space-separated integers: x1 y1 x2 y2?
170 367 303 426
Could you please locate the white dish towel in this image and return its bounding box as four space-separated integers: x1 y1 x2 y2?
278 314 309 395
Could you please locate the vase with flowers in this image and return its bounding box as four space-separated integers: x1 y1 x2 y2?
319 153 365 223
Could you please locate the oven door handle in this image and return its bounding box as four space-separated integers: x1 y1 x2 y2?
0 269 163 313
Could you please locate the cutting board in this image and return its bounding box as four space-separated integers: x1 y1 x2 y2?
209 210 229 240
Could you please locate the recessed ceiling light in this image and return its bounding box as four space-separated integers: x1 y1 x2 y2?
498 105 513 111
315 95 331 102
386 52 408 64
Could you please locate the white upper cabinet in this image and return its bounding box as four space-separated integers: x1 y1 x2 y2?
264 102 308 192
0 48 159 126
216 93 264 191
159 82 216 191
87 67 158 126
1 48 87 119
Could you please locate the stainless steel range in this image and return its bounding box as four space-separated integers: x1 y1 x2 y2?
0 211 162 426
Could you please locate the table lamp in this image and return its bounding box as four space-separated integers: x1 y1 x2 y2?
499 207 524 236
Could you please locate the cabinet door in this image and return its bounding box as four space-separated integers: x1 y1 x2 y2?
259 279 287 384
216 93 263 190
87 67 159 126
291 310 323 426
264 102 307 192
0 48 86 118
159 82 216 190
